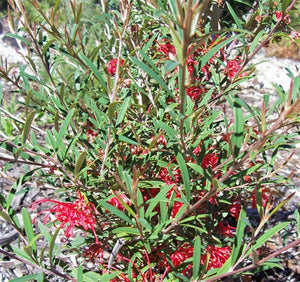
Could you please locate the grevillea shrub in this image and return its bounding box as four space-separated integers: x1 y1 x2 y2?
0 0 300 281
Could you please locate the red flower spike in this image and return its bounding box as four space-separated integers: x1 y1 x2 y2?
31 191 99 244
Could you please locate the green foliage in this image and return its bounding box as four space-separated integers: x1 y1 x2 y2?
0 0 300 281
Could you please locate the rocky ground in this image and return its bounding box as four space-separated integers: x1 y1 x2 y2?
0 16 300 281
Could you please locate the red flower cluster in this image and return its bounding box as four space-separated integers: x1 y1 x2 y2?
155 243 231 276
157 39 176 57
107 58 125 76
186 86 204 100
201 152 219 169
201 245 231 270
31 191 99 243
87 129 98 139
223 57 242 80
155 243 193 275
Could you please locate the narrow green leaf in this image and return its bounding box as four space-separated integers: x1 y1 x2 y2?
249 30 265 54
165 60 180 72
231 97 244 157
138 218 152 231
116 96 131 125
193 236 201 279
231 208 247 265
297 209 300 238
49 227 61 266
112 227 140 235
22 208 36 252
226 2 243 29
291 76 300 101
77 265 83 282
154 120 177 140
23 245 33 258
83 271 119 282
57 108 75 148
75 151 87 176
118 135 139 146
0 80 3 105
145 185 169 217
269 192 295 218
282 0 292 12
108 101 121 121
10 273 44 282
52 0 62 20
130 56 171 94
246 222 290 257
22 110 36 145
100 201 132 224
79 54 107 91
11 246 36 264
42 38 56 56
176 152 191 201
4 33 30 45
0 211 14 225
200 35 241 69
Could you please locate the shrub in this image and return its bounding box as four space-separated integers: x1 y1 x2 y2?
0 0 300 281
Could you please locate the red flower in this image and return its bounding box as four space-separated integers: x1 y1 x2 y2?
156 243 193 275
107 58 125 76
31 191 99 243
107 192 131 212
224 58 242 80
275 11 282 21
87 129 97 139
84 243 104 263
186 86 203 100
159 166 181 185
201 152 219 169
157 39 176 57
229 201 241 220
217 221 235 237
130 145 149 155
186 56 197 77
201 245 231 270
157 135 167 146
